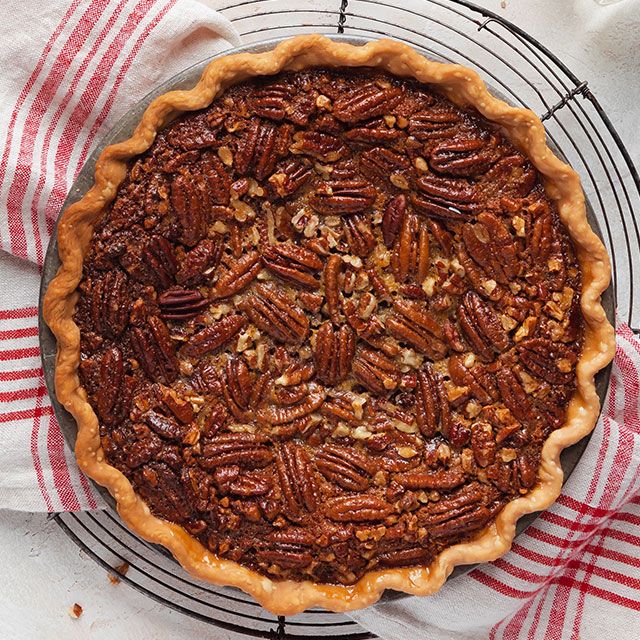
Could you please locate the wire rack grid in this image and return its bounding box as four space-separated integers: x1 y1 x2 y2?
52 1 640 638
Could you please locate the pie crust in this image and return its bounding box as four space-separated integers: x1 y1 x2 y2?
43 35 615 614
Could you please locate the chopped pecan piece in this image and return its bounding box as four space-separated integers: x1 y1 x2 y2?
242 283 309 344
261 242 323 289
314 322 356 386
180 314 247 359
130 316 178 384
308 180 376 215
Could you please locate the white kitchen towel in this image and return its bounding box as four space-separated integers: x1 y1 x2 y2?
0 0 239 511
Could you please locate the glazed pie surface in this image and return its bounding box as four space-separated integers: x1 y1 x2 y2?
75 68 584 585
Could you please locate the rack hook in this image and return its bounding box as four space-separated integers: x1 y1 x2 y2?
337 0 349 34
540 81 589 121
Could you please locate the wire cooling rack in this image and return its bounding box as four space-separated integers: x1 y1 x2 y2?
52 1 640 638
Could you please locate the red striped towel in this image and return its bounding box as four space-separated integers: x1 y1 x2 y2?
0 3 638 638
0 0 238 510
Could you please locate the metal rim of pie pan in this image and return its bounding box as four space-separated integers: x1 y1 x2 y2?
38 34 615 597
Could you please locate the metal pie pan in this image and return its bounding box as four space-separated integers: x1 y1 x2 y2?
38 35 614 599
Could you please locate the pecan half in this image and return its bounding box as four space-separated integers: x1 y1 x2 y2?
176 237 223 287
325 494 393 522
96 347 130 425
314 322 356 386
470 422 496 467
342 214 376 257
211 251 262 299
171 173 207 247
289 130 347 162
200 433 273 469
429 136 498 178
359 146 411 183
324 254 342 323
257 383 326 425
333 82 403 123
221 356 254 420
235 118 280 180
261 243 323 289
352 348 401 395
448 355 499 405
410 173 479 222
462 213 519 284
268 160 313 197
315 444 376 491
241 284 309 344
90 270 130 338
180 314 247 359
518 338 576 385
143 409 190 442
256 529 315 569
130 316 178 384
408 109 461 141
134 462 193 522
495 366 533 422
390 213 430 283
386 299 448 360
308 180 376 215
396 466 466 490
202 152 232 206
249 82 291 121
458 292 511 362
382 194 407 248
415 364 450 438
120 235 176 290
276 442 318 518
158 287 209 320
345 118 403 145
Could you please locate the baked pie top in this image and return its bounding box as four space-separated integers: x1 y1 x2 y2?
44 35 614 614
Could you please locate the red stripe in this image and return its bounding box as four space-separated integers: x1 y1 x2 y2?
0 307 38 320
29 385 52 510
0 0 83 204
554 575 640 611
0 367 43 381
47 412 81 510
74 0 177 170
0 406 53 423
5 0 112 260
48 0 172 221
30 0 130 235
558 494 640 525
0 386 47 403
0 326 39 341
0 346 40 360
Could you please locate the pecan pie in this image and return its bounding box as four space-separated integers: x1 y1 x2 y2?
44 36 614 614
